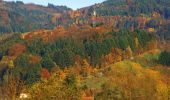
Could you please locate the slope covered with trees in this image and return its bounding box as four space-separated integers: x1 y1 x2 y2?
77 0 170 40
0 26 161 99
0 0 170 99
84 0 170 17
0 1 72 33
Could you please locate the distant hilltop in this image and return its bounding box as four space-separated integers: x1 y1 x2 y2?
0 0 170 39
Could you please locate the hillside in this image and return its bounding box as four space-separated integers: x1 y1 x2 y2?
77 0 170 39
0 0 170 39
0 0 170 40
0 1 72 33
0 0 170 99
82 0 170 17
1 27 170 99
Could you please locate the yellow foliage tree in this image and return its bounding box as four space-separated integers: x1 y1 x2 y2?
134 37 139 49
8 60 14 69
114 48 123 62
125 46 133 59
81 59 91 77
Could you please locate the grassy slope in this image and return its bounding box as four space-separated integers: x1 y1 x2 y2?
82 50 170 100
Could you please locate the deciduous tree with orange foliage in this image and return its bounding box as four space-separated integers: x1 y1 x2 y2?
40 68 51 80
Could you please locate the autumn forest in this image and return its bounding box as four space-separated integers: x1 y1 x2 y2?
0 0 170 100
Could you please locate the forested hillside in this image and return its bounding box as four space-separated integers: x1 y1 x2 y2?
0 1 72 33
0 0 170 99
0 0 170 39
78 0 170 39
83 0 170 17
0 27 170 99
